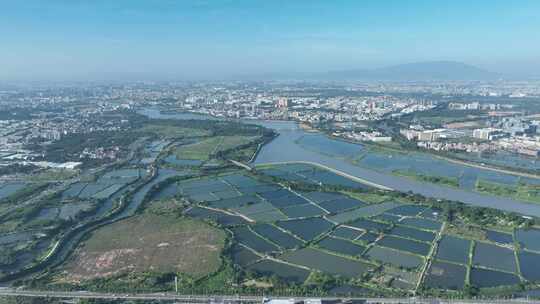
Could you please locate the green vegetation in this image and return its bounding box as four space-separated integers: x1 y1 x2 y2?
138 116 272 138
359 141 406 155
400 108 486 128
37 130 139 166
0 113 276 289
340 190 390 204
6 107 540 301
0 183 49 209
145 197 184 215
476 180 540 204
48 165 530 297
444 223 487 241
0 296 63 304
28 169 79 182
138 124 210 138
0 164 39 176
174 136 257 161
226 144 258 161
138 115 273 163
393 169 460 188
17 163 540 298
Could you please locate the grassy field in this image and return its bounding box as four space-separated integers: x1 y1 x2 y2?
219 135 259 150
228 145 258 161
404 110 484 126
145 197 184 215
0 219 21 234
363 140 404 152
341 191 390 204
139 124 210 139
476 180 540 204
174 136 258 160
393 169 460 188
29 169 79 182
445 223 487 240
63 213 226 282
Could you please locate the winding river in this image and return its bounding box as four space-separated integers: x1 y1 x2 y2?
141 108 540 217
4 108 539 285
0 168 188 284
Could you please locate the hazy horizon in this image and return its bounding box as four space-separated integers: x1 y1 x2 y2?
2 0 540 81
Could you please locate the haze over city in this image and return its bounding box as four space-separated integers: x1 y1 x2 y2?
4 2 540 303
1 0 540 81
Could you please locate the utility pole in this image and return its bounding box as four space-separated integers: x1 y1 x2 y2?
175 275 178 293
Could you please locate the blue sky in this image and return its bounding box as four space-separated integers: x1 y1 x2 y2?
1 0 539 80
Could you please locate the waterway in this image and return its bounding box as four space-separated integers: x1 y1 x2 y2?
0 168 189 283
139 108 540 217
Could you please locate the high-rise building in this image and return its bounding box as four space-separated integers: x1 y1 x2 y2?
276 97 290 108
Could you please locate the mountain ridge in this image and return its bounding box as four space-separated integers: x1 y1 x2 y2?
233 61 502 81
322 61 500 81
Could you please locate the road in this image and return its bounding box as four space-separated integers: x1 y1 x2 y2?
230 159 253 171
253 129 540 217
254 160 392 190
1 289 539 303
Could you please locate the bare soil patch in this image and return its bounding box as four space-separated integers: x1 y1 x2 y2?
63 213 225 281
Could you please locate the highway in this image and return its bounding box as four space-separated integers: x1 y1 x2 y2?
1 289 540 304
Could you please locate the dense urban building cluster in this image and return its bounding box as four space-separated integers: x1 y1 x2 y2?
2 81 540 170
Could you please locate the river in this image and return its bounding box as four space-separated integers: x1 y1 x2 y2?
0 168 188 284
139 108 540 217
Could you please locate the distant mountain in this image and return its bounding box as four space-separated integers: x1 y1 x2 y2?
323 61 500 81
231 61 502 81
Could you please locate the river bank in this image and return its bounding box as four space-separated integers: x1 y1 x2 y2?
139 108 540 216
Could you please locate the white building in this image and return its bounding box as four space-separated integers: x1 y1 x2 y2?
472 128 504 140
